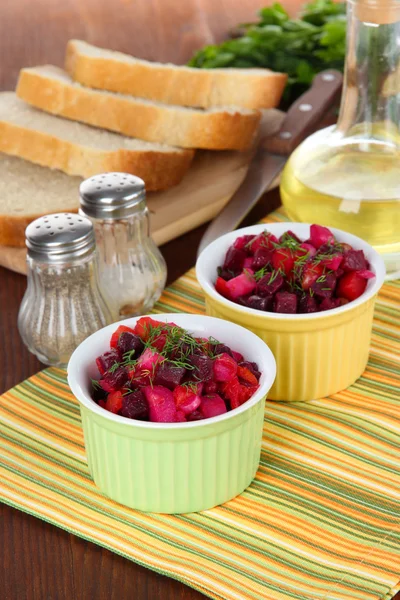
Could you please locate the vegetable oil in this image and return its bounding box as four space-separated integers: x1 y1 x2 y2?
280 0 400 279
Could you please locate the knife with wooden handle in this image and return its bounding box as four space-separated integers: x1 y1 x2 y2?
197 70 343 257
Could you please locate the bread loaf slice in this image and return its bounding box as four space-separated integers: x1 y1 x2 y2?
16 66 261 150
0 92 193 191
0 154 81 247
65 39 287 110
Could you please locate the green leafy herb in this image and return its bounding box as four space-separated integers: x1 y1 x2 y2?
316 275 326 283
188 0 346 105
91 378 102 390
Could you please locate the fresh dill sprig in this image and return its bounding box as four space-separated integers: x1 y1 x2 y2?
108 360 122 374
91 378 102 390
254 265 269 281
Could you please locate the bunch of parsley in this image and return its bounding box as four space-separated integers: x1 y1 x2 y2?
188 0 346 106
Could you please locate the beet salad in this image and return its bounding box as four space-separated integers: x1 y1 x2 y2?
91 317 261 423
215 224 375 314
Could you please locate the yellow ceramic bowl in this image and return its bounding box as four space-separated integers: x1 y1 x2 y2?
196 223 386 401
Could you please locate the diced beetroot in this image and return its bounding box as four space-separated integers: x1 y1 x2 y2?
237 365 258 386
231 350 244 363
274 291 297 314
187 354 213 381
144 385 178 423
215 276 231 299
298 294 318 313
310 224 334 248
176 411 187 422
257 272 284 297
233 234 256 250
218 269 236 281
336 271 367 301
239 361 261 380
220 376 241 408
341 250 367 272
96 348 120 375
319 297 341 311
301 263 323 290
186 410 205 422
100 367 128 393
200 394 227 418
98 399 107 409
105 390 124 414
238 384 258 405
243 257 254 269
130 348 164 386
213 353 237 382
279 230 301 244
212 343 233 358
320 254 343 271
136 347 164 371
356 269 375 279
311 272 337 298
91 382 107 403
252 248 273 270
120 390 149 420
223 246 247 273
248 232 278 253
173 383 203 407
272 248 295 276
176 393 202 415
154 361 186 389
204 380 218 394
133 316 164 341
110 325 136 349
299 243 317 257
225 270 256 299
117 332 144 357
151 333 168 351
247 295 273 311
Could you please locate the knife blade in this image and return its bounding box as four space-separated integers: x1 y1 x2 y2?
197 70 343 257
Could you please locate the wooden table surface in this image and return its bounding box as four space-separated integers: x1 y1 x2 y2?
1 1 398 599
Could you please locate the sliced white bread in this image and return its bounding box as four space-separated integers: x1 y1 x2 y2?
65 39 287 110
0 153 81 247
0 92 194 191
16 66 261 150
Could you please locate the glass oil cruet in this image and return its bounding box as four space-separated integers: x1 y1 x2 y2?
280 0 400 279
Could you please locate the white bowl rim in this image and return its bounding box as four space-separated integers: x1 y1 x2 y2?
196 222 386 321
67 313 277 430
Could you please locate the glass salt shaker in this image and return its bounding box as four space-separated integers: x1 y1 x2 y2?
79 173 167 320
18 213 112 367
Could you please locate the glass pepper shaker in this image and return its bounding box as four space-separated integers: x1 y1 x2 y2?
18 213 112 367
79 173 167 320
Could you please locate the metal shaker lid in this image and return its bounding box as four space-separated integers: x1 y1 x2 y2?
25 213 95 263
79 173 146 220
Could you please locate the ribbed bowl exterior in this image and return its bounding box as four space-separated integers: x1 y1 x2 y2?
204 293 377 401
80 398 265 513
68 314 276 514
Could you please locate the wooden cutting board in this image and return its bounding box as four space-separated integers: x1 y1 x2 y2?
0 110 284 275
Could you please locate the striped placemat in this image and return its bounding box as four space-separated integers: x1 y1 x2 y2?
1 209 400 600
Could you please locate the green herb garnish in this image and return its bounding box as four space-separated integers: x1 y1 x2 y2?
188 0 346 105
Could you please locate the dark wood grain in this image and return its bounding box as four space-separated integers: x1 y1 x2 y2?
0 188 281 600
0 3 289 597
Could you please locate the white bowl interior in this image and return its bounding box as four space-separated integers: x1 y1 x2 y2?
68 313 277 429
196 222 386 320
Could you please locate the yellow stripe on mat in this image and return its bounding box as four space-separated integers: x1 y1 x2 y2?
1 209 399 600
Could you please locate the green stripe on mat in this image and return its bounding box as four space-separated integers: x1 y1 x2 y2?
0 208 399 600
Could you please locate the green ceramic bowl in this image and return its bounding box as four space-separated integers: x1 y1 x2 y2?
68 314 276 513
